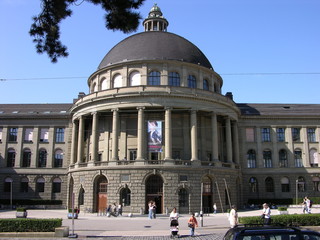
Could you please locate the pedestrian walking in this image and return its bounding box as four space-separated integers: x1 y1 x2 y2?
213 203 217 214
148 201 153 219
188 212 198 237
262 203 271 225
152 202 157 219
228 205 238 228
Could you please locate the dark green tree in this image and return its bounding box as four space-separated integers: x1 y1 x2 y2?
29 0 145 63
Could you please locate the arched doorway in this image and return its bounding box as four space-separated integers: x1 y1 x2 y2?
94 175 108 213
68 177 74 209
202 176 213 213
145 174 163 214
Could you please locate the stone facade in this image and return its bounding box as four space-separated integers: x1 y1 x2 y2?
0 4 319 214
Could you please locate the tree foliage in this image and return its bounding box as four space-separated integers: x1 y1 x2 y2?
29 0 145 63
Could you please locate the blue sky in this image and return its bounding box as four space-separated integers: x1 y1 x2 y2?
0 0 319 104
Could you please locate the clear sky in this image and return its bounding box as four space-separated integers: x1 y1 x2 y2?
1 0 319 104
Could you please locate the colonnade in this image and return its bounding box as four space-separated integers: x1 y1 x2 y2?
70 108 240 167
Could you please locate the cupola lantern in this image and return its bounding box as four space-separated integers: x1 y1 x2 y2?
143 3 168 32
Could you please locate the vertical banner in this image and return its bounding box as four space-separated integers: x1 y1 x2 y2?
148 120 162 152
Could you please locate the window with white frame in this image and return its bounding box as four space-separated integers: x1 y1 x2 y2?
277 128 285 142
247 149 256 168
309 148 319 167
263 150 272 168
279 149 288 167
54 149 63 168
294 149 303 167
40 128 49 142
8 127 18 142
292 128 301 142
168 72 180 86
307 128 316 142
24 128 33 142
261 128 271 142
113 74 123 88
129 71 141 86
55 128 64 143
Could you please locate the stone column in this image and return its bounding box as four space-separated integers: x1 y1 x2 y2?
232 121 240 164
164 107 172 160
111 109 119 162
211 112 219 161
190 110 199 161
225 117 233 162
76 116 84 165
89 112 98 165
70 120 78 165
136 107 145 161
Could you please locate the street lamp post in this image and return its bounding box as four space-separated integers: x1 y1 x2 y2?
296 179 299 205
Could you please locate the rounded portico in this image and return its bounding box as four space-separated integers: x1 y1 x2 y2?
68 4 242 215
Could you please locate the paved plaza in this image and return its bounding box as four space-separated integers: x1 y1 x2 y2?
0 206 319 239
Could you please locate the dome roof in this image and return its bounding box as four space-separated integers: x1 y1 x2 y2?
98 31 213 69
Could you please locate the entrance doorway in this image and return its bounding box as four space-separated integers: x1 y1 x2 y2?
145 174 163 214
202 176 213 213
95 176 108 213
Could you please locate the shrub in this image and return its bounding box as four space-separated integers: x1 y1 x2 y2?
0 218 62 232
278 207 288 211
239 214 320 226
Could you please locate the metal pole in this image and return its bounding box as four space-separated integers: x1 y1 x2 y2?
10 180 13 210
200 182 203 227
296 180 298 205
215 181 224 213
224 178 232 207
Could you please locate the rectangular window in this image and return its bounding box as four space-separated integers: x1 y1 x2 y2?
129 149 137 161
263 151 272 168
8 127 18 142
261 128 271 142
277 128 285 142
52 182 61 193
24 128 33 142
307 128 316 142
40 128 49 142
245 128 255 142
292 128 301 142
55 128 65 143
179 175 188 182
294 150 303 167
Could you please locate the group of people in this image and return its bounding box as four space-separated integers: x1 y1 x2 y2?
169 207 198 237
106 202 122 217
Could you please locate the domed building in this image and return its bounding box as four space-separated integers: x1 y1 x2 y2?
1 4 320 213
68 4 241 214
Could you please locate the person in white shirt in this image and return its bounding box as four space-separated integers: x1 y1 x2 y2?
228 205 238 228
170 207 179 220
262 203 271 225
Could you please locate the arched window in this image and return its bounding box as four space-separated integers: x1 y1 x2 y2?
263 150 272 168
281 177 290 192
113 74 123 88
309 148 318 167
4 177 13 193
20 177 29 193
279 149 288 167
22 148 31 167
294 149 303 167
129 71 141 86
297 176 305 192
249 177 258 193
38 149 47 168
54 149 63 168
188 75 196 88
148 71 160 85
120 187 131 206
247 150 256 168
168 72 180 86
36 177 45 192
101 78 108 90
265 177 274 192
312 176 320 192
7 148 16 167
203 79 209 90
92 82 98 92
78 187 85 205
52 177 62 193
